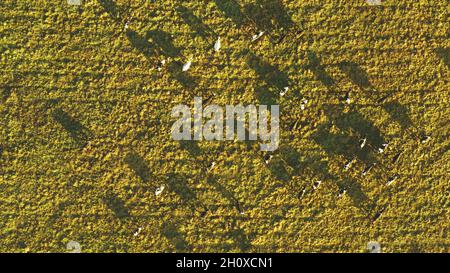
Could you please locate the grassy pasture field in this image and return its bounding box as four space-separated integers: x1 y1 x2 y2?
0 0 448 252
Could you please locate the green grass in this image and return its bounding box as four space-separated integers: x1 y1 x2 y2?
0 0 448 252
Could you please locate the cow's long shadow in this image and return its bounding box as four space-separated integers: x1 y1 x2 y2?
126 28 184 60
124 151 152 182
337 178 374 214
52 108 91 147
243 0 294 32
246 51 289 90
147 30 182 58
176 6 215 41
214 0 246 27
179 140 202 157
307 51 335 88
166 173 198 204
126 28 197 90
168 61 198 90
98 0 120 21
312 123 375 164
255 84 278 105
161 222 190 252
383 101 413 129
103 192 130 219
125 29 157 59
207 175 244 213
333 111 386 150
1 85 11 102
228 227 253 251
436 47 449 68
267 156 291 182
339 61 373 91
278 146 303 172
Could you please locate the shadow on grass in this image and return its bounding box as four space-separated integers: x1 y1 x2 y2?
161 222 190 252
167 173 197 204
126 29 183 60
257 142 377 218
176 6 215 40
1 85 11 102
228 228 252 251
103 192 130 219
307 51 335 88
214 0 246 27
168 61 198 90
52 108 90 147
147 30 182 58
267 156 291 182
383 101 413 129
334 111 386 149
436 47 450 68
312 122 375 164
337 179 374 214
125 29 157 59
243 0 294 32
275 144 376 216
278 146 303 172
124 151 152 182
127 29 196 90
179 140 202 157
339 61 373 90
255 85 278 105
207 175 244 214
215 0 294 41
98 0 120 21
246 51 289 90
